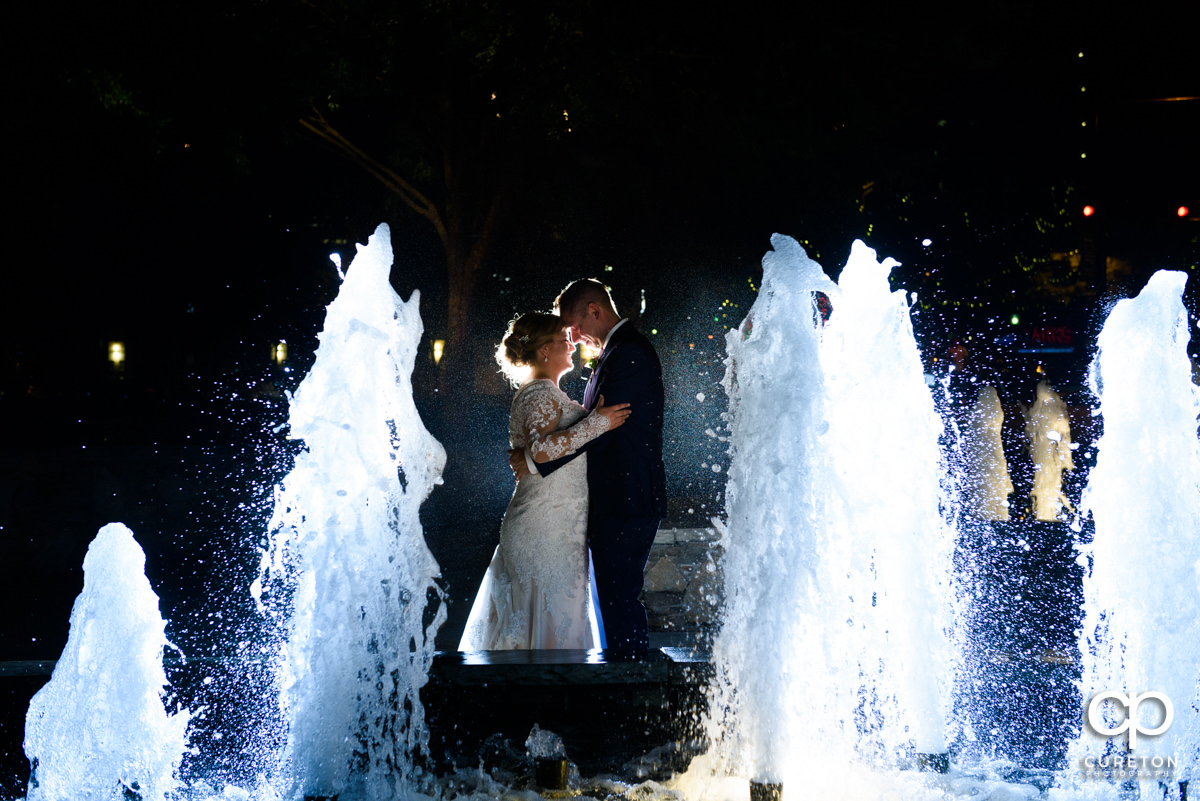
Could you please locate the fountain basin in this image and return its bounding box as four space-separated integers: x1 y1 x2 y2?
2 647 711 793
424 648 711 778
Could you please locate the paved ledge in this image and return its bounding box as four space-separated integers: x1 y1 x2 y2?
0 656 271 678
430 647 713 687
653 526 720 546
1 648 714 683
0 661 56 678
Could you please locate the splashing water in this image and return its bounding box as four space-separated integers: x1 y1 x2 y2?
702 234 837 786
1064 270 1200 794
23 229 1199 801
702 236 955 796
23 523 190 801
252 222 447 799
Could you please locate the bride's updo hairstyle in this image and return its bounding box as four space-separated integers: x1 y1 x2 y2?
496 312 567 387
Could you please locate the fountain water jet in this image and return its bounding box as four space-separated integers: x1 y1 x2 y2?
1064 269 1200 795
961 385 1014 521
1026 380 1075 522
252 222 447 799
20 224 447 801
19 228 1200 801
700 235 956 798
23 523 189 801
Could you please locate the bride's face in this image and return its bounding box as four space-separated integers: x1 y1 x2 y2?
544 331 575 377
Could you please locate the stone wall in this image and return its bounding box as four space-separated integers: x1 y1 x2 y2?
642 526 723 645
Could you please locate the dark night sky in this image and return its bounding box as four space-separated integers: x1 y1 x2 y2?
1 3 1194 540
4 0 1195 452
10 9 1194 286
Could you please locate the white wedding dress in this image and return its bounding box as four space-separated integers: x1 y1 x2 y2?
459 379 608 650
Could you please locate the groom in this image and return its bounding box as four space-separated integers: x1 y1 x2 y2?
514 279 667 658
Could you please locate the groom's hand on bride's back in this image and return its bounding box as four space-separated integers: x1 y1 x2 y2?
508 448 531 481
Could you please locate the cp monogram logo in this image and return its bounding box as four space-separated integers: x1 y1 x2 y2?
1087 691 1174 749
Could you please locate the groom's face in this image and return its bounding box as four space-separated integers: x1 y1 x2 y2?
561 303 603 349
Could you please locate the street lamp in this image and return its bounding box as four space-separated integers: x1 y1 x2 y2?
107 341 126 371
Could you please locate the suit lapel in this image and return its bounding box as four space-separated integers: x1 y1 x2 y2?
583 325 625 409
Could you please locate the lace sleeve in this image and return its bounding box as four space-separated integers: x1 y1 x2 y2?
518 383 611 463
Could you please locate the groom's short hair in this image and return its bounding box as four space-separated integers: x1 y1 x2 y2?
554 279 618 318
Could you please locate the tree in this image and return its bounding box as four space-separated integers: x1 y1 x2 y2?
262 0 599 383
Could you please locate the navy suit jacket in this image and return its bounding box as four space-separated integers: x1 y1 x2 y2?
537 321 667 520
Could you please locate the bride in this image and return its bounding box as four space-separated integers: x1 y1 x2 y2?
458 312 630 650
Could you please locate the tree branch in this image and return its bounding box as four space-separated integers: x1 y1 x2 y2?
299 110 448 247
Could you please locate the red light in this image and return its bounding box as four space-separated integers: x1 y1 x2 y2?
1082 205 1095 217
1178 206 1190 218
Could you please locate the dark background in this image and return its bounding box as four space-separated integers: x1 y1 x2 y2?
0 2 1196 787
